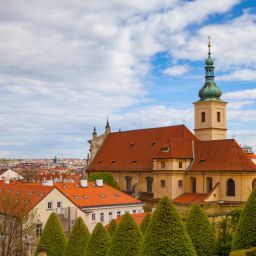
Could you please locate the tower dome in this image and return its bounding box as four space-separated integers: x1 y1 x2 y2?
199 38 222 101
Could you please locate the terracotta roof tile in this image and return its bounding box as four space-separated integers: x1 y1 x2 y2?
190 139 256 171
88 125 197 172
173 193 208 205
108 212 148 226
55 182 143 208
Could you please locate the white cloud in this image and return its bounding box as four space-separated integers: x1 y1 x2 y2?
224 89 256 100
163 65 189 76
218 69 256 82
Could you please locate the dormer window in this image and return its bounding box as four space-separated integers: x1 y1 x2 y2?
132 160 137 164
200 159 206 163
112 160 116 164
130 143 134 147
161 147 169 152
74 196 79 199
152 142 157 146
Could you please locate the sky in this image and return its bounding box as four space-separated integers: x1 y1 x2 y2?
0 0 256 159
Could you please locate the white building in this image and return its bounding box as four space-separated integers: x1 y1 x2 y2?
0 169 24 181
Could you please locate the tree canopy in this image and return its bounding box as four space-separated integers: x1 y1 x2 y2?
85 222 111 256
140 213 151 236
107 219 118 238
185 204 217 256
108 212 143 256
89 172 118 188
36 213 67 256
141 196 197 256
64 217 90 256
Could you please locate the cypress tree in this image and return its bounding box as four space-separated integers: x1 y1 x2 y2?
185 204 217 256
232 188 256 250
36 213 67 256
85 223 111 256
141 196 197 256
107 219 117 238
64 217 90 256
140 213 151 235
108 212 143 256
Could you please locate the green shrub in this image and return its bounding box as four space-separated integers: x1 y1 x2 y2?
85 223 111 256
232 189 256 250
141 196 197 256
140 213 151 236
35 213 67 256
108 212 143 256
107 219 117 238
64 217 90 256
185 204 217 256
89 173 118 188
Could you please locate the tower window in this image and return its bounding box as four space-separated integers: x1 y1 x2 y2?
217 112 221 122
178 161 183 168
161 161 165 168
201 112 206 123
160 180 166 188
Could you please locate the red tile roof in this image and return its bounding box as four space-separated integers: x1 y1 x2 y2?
0 181 54 211
190 139 256 171
88 125 197 172
55 182 143 208
173 193 208 205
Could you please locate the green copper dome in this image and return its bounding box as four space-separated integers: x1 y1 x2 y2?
198 40 223 101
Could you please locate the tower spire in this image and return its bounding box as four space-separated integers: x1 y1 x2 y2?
198 37 222 101
105 116 111 134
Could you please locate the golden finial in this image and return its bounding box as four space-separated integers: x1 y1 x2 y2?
208 36 211 54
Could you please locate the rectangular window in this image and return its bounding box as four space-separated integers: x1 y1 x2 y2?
133 210 136 214
217 112 221 122
92 213 96 221
36 223 43 237
117 211 121 217
161 161 165 168
100 213 104 222
201 112 206 123
57 201 62 208
178 180 183 188
160 180 166 188
179 161 183 168
109 212 113 221
47 202 52 209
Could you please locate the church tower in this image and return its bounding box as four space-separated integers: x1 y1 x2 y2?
194 39 227 141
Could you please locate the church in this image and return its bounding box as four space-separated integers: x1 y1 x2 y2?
86 42 256 206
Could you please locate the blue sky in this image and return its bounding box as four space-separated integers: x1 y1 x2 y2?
0 0 255 158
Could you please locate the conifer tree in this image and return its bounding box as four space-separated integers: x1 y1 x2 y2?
141 197 197 256
85 223 111 256
36 213 67 256
107 219 117 238
108 212 143 256
64 217 90 256
232 188 256 250
140 213 151 235
185 204 217 256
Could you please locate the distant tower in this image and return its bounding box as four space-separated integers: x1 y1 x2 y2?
194 37 227 141
105 116 111 134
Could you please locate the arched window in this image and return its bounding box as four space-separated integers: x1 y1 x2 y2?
191 177 196 193
146 176 153 193
252 179 256 190
125 176 132 191
206 177 213 193
226 179 235 197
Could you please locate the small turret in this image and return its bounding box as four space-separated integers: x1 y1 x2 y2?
105 116 111 134
92 126 97 139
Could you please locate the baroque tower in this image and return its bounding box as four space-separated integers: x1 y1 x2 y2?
194 39 227 141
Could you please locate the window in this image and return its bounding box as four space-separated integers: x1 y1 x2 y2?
125 176 132 191
191 177 196 193
161 161 165 168
109 212 113 221
178 161 183 168
206 177 213 192
226 179 235 196
146 176 153 193
47 202 52 209
217 112 221 122
117 211 121 217
57 201 62 208
178 180 183 188
92 213 96 221
160 180 166 188
252 179 256 190
133 210 136 214
36 223 43 237
161 147 169 152
100 213 104 222
201 112 206 123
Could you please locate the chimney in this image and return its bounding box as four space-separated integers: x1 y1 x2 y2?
96 179 103 187
80 179 88 188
